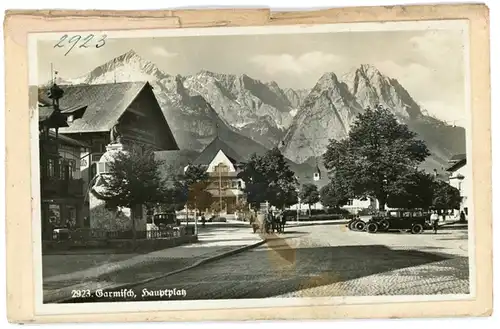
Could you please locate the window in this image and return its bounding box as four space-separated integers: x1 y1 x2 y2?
346 199 353 206
58 159 65 179
413 211 422 217
215 163 229 173
47 159 55 177
98 162 111 174
402 212 411 217
67 160 75 179
388 211 399 217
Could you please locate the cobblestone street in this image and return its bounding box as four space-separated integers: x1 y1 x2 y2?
76 223 470 302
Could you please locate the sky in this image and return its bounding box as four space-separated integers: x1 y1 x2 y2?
36 28 467 125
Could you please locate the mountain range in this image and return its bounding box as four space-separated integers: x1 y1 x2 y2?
49 49 466 178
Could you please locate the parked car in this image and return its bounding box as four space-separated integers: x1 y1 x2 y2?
153 212 178 226
153 212 181 235
207 215 227 223
347 217 368 231
366 209 430 234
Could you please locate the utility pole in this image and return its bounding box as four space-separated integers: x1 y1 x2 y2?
219 169 222 216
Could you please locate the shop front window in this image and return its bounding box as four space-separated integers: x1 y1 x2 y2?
67 206 77 228
48 204 61 227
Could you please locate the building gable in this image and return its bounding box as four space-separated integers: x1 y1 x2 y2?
207 150 237 173
192 137 243 166
118 85 179 151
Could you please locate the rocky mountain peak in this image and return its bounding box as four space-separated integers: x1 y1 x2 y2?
119 49 142 61
358 64 383 79
317 72 341 85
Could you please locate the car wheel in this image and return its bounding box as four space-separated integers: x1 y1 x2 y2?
367 222 378 233
348 220 357 231
411 224 423 234
355 221 366 231
379 219 390 231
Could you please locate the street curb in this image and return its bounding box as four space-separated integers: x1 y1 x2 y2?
50 238 267 303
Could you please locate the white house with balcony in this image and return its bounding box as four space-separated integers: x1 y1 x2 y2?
184 137 246 215
446 153 469 217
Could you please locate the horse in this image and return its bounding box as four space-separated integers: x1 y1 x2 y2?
279 215 287 233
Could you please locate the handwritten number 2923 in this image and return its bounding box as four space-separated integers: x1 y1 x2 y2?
54 34 107 56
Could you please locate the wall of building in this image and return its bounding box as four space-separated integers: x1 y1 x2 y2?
343 198 379 213
287 198 378 213
448 162 469 213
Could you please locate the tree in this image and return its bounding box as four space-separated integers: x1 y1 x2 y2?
299 183 320 217
210 199 227 214
184 164 209 187
386 170 434 209
432 180 462 210
99 148 165 242
323 106 430 210
186 182 213 214
319 182 351 209
158 179 188 213
183 164 210 223
239 147 298 210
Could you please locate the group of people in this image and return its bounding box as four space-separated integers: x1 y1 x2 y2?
249 210 287 234
429 209 467 234
264 210 287 234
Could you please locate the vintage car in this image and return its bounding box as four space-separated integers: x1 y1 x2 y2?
347 217 368 232
365 209 430 234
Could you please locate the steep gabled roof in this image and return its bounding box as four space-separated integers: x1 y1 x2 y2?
192 137 244 166
37 82 150 134
446 158 466 172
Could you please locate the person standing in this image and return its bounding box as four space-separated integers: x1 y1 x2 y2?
460 210 466 222
431 210 439 234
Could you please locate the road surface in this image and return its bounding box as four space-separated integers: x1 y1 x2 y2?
68 223 470 302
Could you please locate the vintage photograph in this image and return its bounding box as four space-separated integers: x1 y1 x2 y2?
29 20 473 309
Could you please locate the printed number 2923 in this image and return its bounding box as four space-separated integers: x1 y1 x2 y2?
54 34 107 56
71 289 91 298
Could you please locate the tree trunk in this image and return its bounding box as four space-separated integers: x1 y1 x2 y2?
130 206 137 248
308 204 312 218
377 195 387 211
